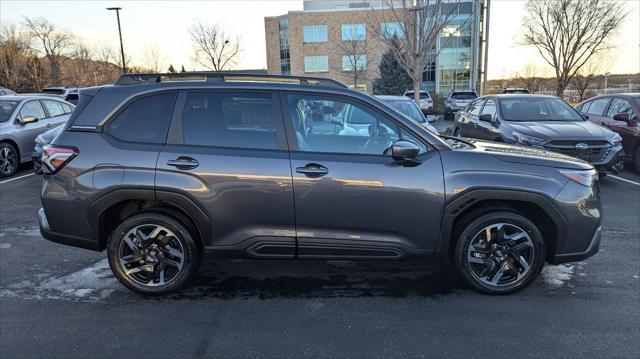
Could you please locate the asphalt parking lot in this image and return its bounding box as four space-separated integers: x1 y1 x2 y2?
1 152 639 358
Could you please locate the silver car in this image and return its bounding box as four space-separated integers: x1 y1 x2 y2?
376 95 439 135
0 95 74 177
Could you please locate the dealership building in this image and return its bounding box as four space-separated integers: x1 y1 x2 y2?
265 0 489 94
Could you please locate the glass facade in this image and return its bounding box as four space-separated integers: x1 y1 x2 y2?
435 1 475 94
341 24 366 41
278 17 290 75
342 55 366 71
304 56 329 72
303 25 328 42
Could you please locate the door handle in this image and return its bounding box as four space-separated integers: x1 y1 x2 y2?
167 157 199 170
296 163 329 177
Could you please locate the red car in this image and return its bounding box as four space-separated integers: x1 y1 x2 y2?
576 93 640 173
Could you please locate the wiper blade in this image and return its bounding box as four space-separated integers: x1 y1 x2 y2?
439 134 476 148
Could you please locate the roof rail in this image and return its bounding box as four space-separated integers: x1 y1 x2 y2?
113 71 348 88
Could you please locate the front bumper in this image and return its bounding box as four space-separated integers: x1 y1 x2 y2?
38 208 101 251
550 225 601 264
593 145 625 174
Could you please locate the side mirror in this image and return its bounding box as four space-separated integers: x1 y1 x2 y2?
19 116 38 125
330 116 343 126
426 115 438 123
613 113 630 123
390 140 420 160
479 114 493 122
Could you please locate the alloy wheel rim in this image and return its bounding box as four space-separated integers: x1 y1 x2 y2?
0 147 17 175
466 223 534 287
118 224 185 287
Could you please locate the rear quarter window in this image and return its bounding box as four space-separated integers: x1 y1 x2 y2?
105 92 177 144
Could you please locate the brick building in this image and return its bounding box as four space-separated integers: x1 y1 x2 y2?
264 0 488 95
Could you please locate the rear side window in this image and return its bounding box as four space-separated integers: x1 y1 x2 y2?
585 98 609 116
106 92 177 144
42 100 65 117
181 92 279 150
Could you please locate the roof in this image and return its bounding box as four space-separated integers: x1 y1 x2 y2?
0 94 68 101
487 94 558 99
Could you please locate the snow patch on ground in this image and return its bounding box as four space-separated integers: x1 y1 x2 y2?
541 264 574 287
0 258 121 302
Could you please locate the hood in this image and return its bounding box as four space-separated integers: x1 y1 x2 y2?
461 139 593 170
505 120 615 142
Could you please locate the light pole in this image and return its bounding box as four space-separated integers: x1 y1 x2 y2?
107 7 126 73
604 72 611 95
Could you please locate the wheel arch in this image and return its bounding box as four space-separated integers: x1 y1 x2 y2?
440 189 566 264
89 189 211 250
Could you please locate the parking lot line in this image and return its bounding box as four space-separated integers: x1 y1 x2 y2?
0 173 36 185
608 175 640 186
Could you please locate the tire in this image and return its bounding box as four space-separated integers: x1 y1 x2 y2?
454 211 545 295
107 212 200 295
0 142 19 178
635 146 640 174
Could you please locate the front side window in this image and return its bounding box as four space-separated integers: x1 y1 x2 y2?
342 55 366 71
342 24 366 41
42 100 66 117
467 99 484 116
19 101 46 120
181 92 279 150
480 99 497 120
287 94 400 155
585 98 609 116
303 25 327 43
381 22 404 38
304 56 329 73
500 98 583 121
106 92 177 143
606 98 635 118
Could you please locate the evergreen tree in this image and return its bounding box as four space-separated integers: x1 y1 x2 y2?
180 65 186 73
167 64 176 73
373 44 412 95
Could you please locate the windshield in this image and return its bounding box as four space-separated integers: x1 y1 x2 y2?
500 98 583 122
42 88 65 95
0 100 19 122
450 92 477 100
385 99 426 124
405 92 429 100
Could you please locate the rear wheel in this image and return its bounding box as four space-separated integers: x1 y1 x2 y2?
107 212 200 295
454 211 545 294
0 142 18 178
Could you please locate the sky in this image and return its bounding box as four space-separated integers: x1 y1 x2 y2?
1 0 638 79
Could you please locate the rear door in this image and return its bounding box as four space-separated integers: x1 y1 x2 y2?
282 92 445 258
156 90 296 256
604 97 638 155
40 99 72 128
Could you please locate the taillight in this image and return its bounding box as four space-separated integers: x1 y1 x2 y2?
42 145 78 174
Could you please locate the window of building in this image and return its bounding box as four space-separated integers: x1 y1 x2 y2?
303 25 328 42
181 92 279 150
106 92 177 144
278 17 291 75
304 56 329 73
287 94 399 155
341 24 366 41
342 55 366 71
381 22 404 38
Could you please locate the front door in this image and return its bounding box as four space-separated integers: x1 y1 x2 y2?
156 91 296 257
283 92 445 259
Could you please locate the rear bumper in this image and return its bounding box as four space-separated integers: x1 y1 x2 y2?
550 224 601 264
38 208 101 251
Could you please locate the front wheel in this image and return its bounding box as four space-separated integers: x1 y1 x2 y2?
107 212 200 295
0 142 18 178
454 211 545 294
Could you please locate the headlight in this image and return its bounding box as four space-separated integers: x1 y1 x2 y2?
512 131 545 146
35 135 47 146
559 169 598 187
610 133 622 146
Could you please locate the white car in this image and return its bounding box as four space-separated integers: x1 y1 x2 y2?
403 90 433 113
375 95 439 135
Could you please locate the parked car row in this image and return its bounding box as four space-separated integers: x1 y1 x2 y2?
452 93 638 174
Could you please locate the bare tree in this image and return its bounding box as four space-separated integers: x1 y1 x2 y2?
22 16 73 85
522 0 626 97
516 64 548 93
369 0 463 104
572 57 603 102
142 44 167 73
189 20 240 71
0 22 33 91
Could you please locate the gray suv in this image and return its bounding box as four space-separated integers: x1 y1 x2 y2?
39 73 603 295
0 95 74 177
